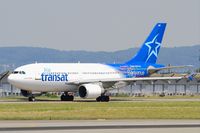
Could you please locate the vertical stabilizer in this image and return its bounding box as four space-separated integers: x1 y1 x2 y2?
126 23 166 64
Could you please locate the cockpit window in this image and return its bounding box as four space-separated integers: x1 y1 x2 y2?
12 71 26 74
19 71 26 74
13 71 19 74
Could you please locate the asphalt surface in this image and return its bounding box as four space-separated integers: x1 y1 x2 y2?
0 120 199 133
1 97 200 103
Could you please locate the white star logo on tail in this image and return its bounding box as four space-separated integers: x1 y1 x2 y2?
145 34 161 62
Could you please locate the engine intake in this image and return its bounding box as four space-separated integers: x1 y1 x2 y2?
78 84 104 98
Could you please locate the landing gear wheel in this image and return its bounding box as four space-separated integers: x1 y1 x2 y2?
96 96 110 102
28 97 35 102
61 95 65 101
96 96 101 102
102 96 110 102
60 92 74 101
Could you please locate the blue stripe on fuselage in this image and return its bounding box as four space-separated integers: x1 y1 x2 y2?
107 63 165 78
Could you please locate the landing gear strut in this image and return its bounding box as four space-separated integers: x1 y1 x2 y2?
61 92 74 101
96 95 110 102
28 97 35 102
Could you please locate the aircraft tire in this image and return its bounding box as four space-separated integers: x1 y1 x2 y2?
60 94 74 101
101 96 110 102
96 96 101 102
96 96 110 102
28 97 35 102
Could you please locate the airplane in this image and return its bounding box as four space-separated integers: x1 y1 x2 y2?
7 23 184 102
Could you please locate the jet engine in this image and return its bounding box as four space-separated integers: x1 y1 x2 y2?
78 84 104 98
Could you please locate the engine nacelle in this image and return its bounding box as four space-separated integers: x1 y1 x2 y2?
78 84 104 98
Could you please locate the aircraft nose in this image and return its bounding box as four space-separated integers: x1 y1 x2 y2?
8 74 27 89
7 74 15 84
7 74 22 88
7 74 20 85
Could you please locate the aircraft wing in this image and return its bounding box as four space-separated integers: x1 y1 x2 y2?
148 65 193 74
67 76 182 85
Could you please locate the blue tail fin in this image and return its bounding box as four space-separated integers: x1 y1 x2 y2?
126 23 166 64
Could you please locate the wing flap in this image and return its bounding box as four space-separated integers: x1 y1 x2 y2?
148 65 193 74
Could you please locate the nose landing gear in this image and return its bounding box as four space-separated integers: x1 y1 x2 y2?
28 97 35 102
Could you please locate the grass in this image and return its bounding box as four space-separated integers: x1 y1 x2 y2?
0 101 199 120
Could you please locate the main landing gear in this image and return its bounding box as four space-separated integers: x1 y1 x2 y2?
61 92 74 101
96 95 110 102
28 96 35 102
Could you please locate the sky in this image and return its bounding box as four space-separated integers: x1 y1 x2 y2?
0 0 199 51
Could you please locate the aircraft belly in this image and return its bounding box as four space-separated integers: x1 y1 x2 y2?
17 80 77 92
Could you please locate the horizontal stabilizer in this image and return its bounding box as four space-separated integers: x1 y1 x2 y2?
148 65 193 74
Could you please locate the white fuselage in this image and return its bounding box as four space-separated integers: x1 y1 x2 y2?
7 23 168 96
8 63 124 92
